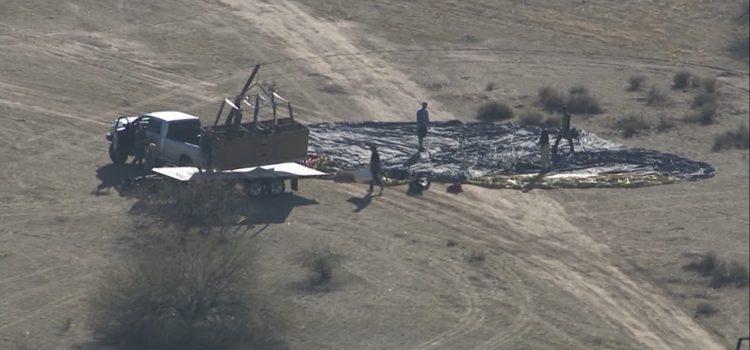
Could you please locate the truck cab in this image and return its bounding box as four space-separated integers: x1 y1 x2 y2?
107 111 203 166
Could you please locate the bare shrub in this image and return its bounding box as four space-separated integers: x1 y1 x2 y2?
446 239 458 247
701 77 720 93
518 111 544 126
538 86 565 111
713 125 750 151
685 252 718 276
711 261 749 288
694 303 718 318
738 0 750 23
729 35 750 59
673 70 692 89
627 75 647 91
320 83 347 94
89 232 275 350
684 252 749 289
465 249 486 264
485 82 495 92
566 84 602 114
646 86 668 106
300 244 343 287
476 101 514 121
128 180 245 230
613 115 650 138
656 115 675 133
686 103 717 125
692 91 718 109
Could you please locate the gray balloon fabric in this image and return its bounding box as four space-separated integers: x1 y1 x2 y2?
307 121 715 187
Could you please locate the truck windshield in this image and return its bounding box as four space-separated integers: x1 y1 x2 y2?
167 120 201 145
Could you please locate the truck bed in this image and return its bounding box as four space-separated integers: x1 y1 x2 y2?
206 117 309 169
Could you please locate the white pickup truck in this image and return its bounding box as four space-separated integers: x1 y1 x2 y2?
106 111 203 167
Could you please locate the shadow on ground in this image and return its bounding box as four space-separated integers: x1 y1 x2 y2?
94 163 150 195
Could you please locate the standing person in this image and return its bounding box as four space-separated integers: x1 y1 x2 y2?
539 128 551 170
552 105 575 155
132 123 147 166
369 145 383 194
416 102 430 151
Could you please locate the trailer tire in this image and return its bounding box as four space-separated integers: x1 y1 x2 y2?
109 143 127 164
246 181 265 198
268 179 285 196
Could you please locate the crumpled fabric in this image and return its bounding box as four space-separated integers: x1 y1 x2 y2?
307 121 715 188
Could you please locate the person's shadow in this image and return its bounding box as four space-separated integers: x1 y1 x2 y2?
347 191 379 212
521 170 549 193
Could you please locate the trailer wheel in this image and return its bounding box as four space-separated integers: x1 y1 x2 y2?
246 181 265 198
268 180 285 196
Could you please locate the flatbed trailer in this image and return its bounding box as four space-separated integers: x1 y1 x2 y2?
152 162 326 197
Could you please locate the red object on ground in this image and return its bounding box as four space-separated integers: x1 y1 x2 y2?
447 183 463 194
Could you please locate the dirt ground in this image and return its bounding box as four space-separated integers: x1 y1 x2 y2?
0 0 748 349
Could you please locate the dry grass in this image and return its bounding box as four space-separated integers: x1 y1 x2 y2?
713 125 750 151
476 101 514 121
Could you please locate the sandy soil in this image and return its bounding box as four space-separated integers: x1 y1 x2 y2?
0 0 748 349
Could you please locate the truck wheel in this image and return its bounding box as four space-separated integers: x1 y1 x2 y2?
178 155 193 166
246 181 265 198
268 180 285 195
109 143 127 164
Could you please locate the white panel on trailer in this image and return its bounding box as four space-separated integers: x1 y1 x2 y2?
152 162 326 182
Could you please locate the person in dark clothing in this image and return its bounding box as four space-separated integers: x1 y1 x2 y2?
539 128 551 170
552 105 575 155
416 102 430 151
132 123 147 166
369 145 383 194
